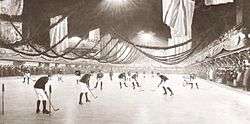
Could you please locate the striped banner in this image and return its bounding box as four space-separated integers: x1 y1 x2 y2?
49 15 69 53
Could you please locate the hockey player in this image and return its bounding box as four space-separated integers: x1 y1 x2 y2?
143 71 146 78
94 70 104 90
109 69 113 81
34 75 51 114
190 74 199 89
75 70 81 84
127 71 132 87
79 73 91 104
131 72 140 89
118 72 128 89
151 71 154 78
23 70 31 84
57 71 63 83
157 73 174 96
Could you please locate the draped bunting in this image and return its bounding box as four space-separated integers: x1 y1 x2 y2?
0 0 23 43
183 28 246 65
49 15 68 53
205 0 234 6
89 28 100 42
208 31 246 57
103 38 119 59
100 34 112 56
0 21 22 43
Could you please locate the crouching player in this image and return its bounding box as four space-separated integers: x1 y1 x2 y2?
34 75 51 114
79 73 91 105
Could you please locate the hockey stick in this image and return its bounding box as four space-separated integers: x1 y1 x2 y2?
45 93 59 111
87 87 98 99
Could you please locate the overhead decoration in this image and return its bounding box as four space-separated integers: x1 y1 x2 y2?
3 21 139 64
205 0 234 6
0 0 23 43
50 15 69 53
162 0 195 40
0 0 140 65
89 28 101 42
207 30 246 57
183 24 245 65
0 0 244 66
161 0 195 62
112 27 208 65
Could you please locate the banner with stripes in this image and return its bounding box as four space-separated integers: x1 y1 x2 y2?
49 15 69 53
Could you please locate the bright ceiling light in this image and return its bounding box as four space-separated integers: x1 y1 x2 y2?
137 31 155 41
105 0 128 6
140 33 153 40
69 36 81 42
99 0 136 16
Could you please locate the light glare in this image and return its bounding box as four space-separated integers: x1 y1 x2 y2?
137 31 155 42
105 0 128 5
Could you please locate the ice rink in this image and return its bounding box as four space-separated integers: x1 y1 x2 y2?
1 73 250 124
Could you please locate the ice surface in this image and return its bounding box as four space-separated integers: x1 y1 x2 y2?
0 73 250 124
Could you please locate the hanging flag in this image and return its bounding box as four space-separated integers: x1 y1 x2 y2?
163 0 195 55
162 0 195 38
205 0 234 6
162 0 180 28
171 0 195 39
49 15 68 53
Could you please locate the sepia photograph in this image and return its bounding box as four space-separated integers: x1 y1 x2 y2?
0 0 250 124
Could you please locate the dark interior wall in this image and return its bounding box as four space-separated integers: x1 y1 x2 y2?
192 2 236 51
68 0 170 39
193 3 236 40
243 0 250 32
22 0 50 48
21 0 80 48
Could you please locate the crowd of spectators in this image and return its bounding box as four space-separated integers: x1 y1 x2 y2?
0 65 77 77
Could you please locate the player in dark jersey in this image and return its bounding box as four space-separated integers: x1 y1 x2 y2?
79 73 91 104
94 70 104 90
190 74 199 89
33 75 51 114
118 72 128 89
23 70 31 84
157 73 174 96
109 69 113 81
131 73 140 89
143 71 146 78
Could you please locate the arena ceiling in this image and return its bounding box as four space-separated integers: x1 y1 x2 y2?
19 0 248 47
1 0 250 66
